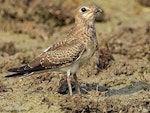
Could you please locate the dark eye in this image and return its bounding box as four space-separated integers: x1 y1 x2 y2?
81 7 86 12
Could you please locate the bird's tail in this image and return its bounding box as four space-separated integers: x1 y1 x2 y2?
5 65 32 77
6 64 45 77
5 72 27 77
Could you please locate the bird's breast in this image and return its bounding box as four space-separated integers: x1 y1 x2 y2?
78 34 97 66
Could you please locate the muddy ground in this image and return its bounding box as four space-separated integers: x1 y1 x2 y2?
0 0 150 113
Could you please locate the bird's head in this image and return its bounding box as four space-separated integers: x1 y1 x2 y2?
75 5 102 24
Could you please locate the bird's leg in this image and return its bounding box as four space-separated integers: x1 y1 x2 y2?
73 73 81 94
67 71 73 95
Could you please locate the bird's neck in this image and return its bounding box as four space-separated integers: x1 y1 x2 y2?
67 20 96 38
75 20 95 29
74 20 95 33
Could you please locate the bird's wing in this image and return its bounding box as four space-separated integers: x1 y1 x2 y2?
7 39 85 76
26 39 85 71
28 39 85 70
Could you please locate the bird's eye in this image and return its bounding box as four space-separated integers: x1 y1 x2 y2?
81 7 86 12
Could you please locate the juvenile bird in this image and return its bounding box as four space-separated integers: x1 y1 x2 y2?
6 5 102 95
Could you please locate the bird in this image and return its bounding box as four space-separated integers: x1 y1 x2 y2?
6 5 102 95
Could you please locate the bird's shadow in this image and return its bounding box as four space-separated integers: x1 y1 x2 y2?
57 81 150 95
107 81 150 96
57 82 108 95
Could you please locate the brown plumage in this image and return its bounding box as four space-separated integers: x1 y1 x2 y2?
6 5 102 95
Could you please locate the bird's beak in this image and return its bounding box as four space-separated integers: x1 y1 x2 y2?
94 7 102 13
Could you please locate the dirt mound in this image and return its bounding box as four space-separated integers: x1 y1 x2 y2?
107 25 150 60
0 42 17 56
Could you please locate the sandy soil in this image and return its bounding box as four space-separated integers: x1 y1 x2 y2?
0 0 150 113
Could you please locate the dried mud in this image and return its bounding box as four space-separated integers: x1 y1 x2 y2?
0 0 150 113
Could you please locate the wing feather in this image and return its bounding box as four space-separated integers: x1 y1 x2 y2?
28 39 85 70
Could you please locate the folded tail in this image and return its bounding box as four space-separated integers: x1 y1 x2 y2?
5 72 27 77
6 64 45 77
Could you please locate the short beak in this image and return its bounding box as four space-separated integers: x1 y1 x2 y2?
95 7 103 13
